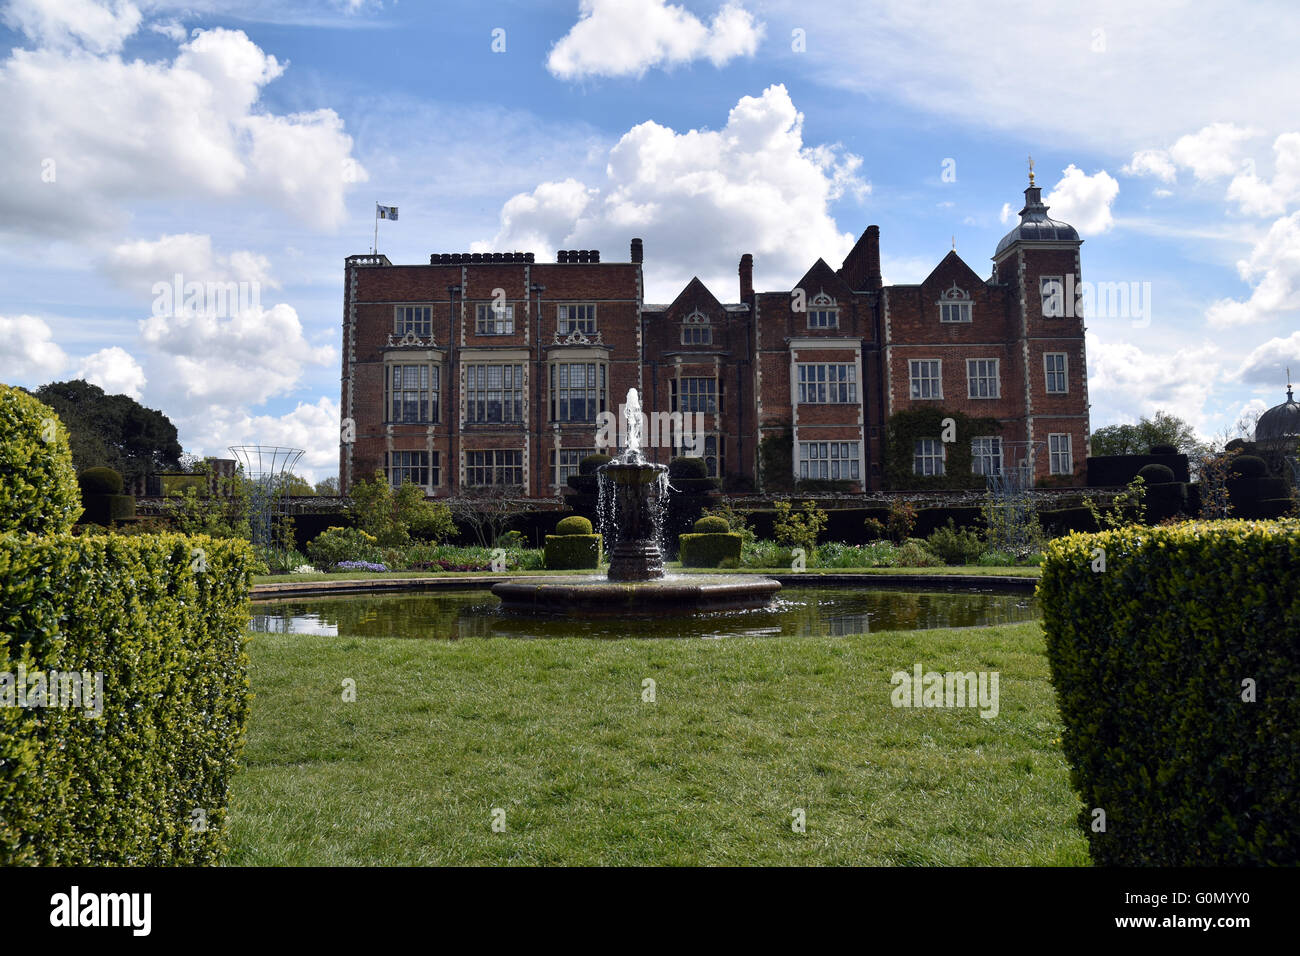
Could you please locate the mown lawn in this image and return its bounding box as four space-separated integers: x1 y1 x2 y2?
227 620 1087 866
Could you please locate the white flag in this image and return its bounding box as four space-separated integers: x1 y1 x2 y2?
377 204 398 221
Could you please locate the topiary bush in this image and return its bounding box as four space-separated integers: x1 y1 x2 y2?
544 533 602 569
77 467 134 527
555 515 593 536
1038 519 1300 865
1136 463 1175 484
668 456 708 480
1232 455 1268 479
0 384 81 535
1143 481 1188 522
579 454 612 475
1149 444 1178 456
0 533 254 864
678 532 742 568
692 515 730 534
78 466 124 496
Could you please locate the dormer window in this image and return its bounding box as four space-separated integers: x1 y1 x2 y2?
938 283 972 323
681 309 712 345
807 291 838 329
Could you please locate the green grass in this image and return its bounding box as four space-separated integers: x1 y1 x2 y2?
227 621 1087 865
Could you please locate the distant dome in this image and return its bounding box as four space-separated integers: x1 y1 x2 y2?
1255 385 1300 444
994 182 1080 258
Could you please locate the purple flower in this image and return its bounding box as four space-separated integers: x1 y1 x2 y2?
332 560 389 573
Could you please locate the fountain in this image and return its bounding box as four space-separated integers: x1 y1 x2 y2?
491 389 781 615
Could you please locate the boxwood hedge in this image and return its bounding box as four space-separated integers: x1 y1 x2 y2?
1038 519 1300 865
678 532 742 568
544 534 602 569
0 385 81 535
0 532 254 865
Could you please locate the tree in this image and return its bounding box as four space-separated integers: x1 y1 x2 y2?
1089 410 1203 458
278 472 314 496
349 470 455 546
314 476 340 496
31 380 181 480
447 485 532 547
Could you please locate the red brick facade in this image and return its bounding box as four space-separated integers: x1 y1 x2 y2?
340 179 1090 496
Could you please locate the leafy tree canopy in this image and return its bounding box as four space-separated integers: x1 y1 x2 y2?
31 379 181 480
1090 410 1205 458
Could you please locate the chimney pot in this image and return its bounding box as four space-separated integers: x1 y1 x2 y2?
630 237 644 264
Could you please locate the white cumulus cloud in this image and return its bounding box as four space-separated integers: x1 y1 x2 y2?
1045 165 1119 235
3 0 142 54
0 24 367 241
1236 330 1300 386
547 0 764 80
139 303 335 406
478 85 867 300
0 314 70 380
1121 149 1177 184
1227 132 1300 218
1206 210 1300 327
76 345 146 399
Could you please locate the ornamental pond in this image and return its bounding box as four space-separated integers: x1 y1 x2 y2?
249 585 1038 641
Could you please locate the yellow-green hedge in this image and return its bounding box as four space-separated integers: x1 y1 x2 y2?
678 532 742 568
0 532 254 865
0 385 81 535
1038 519 1300 865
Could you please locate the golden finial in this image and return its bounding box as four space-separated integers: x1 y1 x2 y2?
1028 154 1035 186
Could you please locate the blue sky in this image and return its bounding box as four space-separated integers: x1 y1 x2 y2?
2 0 1298 480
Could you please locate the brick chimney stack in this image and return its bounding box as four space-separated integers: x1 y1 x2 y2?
630 237 643 263
739 253 754 300
865 225 881 290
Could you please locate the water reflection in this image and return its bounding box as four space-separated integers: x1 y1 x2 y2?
249 587 1038 641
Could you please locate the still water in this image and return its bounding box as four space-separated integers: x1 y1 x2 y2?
249 587 1038 641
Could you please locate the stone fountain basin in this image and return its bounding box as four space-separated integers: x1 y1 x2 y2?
491 574 781 615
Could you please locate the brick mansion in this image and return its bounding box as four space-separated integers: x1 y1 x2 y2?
339 173 1089 497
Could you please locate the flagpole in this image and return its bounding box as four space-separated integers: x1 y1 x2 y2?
373 201 379 255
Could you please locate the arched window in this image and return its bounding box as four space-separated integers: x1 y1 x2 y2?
938 283 972 323
807 290 838 329
681 309 712 345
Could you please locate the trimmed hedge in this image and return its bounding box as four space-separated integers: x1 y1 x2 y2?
544 534 602 569
1136 463 1175 484
1143 481 1188 522
555 515 593 536
1088 453 1190 486
78 466 124 496
0 385 81 535
1232 455 1268 479
1038 520 1300 865
678 532 743 568
668 456 708 480
692 515 731 534
79 494 136 526
579 454 611 475
0 532 254 865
